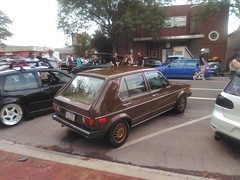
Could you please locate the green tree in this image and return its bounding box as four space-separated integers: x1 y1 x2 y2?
57 0 167 52
91 31 112 53
186 0 240 20
73 32 94 56
0 11 13 46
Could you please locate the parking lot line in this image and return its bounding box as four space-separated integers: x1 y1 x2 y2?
117 115 211 149
191 88 222 91
189 97 216 100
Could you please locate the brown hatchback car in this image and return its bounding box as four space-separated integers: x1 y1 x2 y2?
52 66 192 147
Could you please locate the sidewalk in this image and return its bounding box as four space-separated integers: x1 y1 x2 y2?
0 140 209 180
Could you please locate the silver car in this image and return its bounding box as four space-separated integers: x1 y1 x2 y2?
211 72 240 142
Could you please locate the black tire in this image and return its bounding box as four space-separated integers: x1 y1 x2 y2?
173 95 187 114
107 120 129 148
0 103 24 126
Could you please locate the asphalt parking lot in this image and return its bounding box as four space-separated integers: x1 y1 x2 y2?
0 76 239 178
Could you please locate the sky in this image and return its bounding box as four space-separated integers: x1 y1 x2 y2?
0 0 240 48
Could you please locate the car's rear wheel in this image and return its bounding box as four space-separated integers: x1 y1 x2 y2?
173 95 187 114
0 104 23 126
107 120 129 148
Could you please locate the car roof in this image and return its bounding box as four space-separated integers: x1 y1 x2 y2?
0 67 65 75
78 66 156 79
173 58 198 61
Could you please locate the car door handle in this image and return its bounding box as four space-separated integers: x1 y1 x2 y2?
43 89 51 94
152 93 158 97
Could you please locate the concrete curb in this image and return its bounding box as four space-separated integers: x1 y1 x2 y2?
0 140 210 180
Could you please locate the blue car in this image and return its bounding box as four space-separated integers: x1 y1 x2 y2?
156 58 211 79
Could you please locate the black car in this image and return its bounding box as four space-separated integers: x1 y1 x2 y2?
207 59 225 76
144 57 162 68
0 68 71 126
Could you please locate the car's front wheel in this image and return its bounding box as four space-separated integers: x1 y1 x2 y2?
0 104 24 126
107 120 129 148
173 95 187 114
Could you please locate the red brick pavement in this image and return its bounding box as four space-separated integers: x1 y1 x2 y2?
0 150 142 180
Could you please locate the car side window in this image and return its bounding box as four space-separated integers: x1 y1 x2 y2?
170 60 185 67
120 74 147 98
186 60 197 67
38 71 71 86
145 72 169 90
119 79 129 99
4 72 38 91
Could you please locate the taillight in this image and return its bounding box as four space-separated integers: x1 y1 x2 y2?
53 103 58 111
83 117 94 126
82 117 107 126
98 117 106 124
215 94 234 109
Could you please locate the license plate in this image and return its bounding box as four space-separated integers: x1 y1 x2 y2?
65 111 75 121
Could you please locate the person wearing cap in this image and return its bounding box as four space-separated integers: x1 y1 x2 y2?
193 48 206 80
47 49 62 69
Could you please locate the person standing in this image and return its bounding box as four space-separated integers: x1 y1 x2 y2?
229 52 240 78
28 52 38 61
47 49 62 69
110 52 119 66
193 48 206 80
128 54 134 66
36 52 43 61
121 54 130 66
76 56 82 67
66 54 74 74
137 52 144 67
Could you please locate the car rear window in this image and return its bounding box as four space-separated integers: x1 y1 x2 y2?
224 75 240 97
61 75 104 104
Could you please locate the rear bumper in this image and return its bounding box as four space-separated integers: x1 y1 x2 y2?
52 114 105 139
210 106 240 141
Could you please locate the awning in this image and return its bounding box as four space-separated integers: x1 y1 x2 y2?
134 34 204 41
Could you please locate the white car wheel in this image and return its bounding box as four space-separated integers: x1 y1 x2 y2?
0 104 23 126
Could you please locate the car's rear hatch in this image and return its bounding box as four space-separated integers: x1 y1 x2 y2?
53 75 105 130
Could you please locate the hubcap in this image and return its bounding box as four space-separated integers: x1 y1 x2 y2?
113 123 127 143
1 104 23 126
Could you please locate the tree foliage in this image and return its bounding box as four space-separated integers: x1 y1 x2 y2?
73 32 94 56
57 0 168 52
91 31 112 53
0 11 13 46
186 0 240 20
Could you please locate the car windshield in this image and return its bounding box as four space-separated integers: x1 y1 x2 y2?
224 75 240 96
61 75 104 104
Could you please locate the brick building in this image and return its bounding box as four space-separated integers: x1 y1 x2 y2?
117 4 229 65
227 26 240 58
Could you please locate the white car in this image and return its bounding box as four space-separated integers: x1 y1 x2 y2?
211 72 240 142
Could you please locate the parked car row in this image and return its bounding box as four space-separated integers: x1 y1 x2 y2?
0 58 50 71
1 54 239 148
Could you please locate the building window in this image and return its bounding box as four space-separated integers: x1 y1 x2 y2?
208 31 219 41
164 16 187 28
